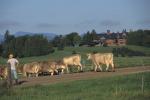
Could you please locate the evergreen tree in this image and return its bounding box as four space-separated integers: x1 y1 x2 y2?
65 32 81 46
127 29 150 47
2 30 15 57
2 32 54 58
91 29 98 40
82 31 91 42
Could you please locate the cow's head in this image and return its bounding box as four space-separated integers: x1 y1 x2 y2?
86 53 91 60
57 64 66 69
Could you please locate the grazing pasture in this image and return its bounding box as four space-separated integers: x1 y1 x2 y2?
0 45 150 100
0 45 150 73
0 46 150 68
0 72 150 100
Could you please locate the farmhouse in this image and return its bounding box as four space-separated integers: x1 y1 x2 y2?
96 30 127 46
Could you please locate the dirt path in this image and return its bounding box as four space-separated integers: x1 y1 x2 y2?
18 66 150 87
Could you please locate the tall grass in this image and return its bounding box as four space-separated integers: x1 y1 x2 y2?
0 72 150 100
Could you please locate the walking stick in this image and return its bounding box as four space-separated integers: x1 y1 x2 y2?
7 64 13 88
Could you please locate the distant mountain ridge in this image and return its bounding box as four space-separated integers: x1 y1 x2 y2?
14 31 56 40
0 31 57 42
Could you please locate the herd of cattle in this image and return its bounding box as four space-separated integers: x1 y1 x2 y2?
0 53 115 79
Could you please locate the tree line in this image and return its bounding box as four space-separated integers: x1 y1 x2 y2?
0 30 98 58
0 29 149 58
127 30 150 47
0 30 53 58
52 30 98 49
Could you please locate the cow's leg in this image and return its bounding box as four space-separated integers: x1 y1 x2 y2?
51 72 54 76
106 63 110 71
98 65 103 71
35 73 38 77
111 63 115 72
55 70 58 75
94 65 98 72
92 63 95 71
28 73 31 77
61 69 64 74
77 66 80 71
77 65 82 72
79 63 83 72
23 72 27 77
66 67 69 73
48 70 53 76
80 66 83 72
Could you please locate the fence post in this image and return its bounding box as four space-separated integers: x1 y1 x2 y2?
7 65 13 88
141 75 144 94
115 85 118 96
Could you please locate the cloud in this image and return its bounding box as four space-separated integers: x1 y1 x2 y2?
75 19 121 29
36 23 60 28
137 19 150 25
74 19 99 28
0 20 22 29
100 20 120 27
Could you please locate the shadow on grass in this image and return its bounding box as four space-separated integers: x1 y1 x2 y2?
18 80 28 85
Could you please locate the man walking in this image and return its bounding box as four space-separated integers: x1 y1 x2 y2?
7 54 19 85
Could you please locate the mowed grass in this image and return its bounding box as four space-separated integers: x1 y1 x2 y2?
126 45 150 56
0 72 150 100
0 45 150 69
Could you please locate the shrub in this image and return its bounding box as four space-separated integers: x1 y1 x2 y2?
112 47 146 57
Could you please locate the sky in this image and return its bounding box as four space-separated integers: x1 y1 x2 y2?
0 0 150 35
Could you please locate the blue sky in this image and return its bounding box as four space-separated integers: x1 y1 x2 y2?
0 0 150 35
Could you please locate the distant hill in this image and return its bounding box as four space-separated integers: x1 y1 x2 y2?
14 31 56 40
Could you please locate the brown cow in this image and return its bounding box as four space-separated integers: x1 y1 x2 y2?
0 65 23 79
62 54 83 73
23 61 66 77
16 65 24 74
38 61 59 76
87 53 115 72
55 61 66 74
0 66 8 79
23 62 40 77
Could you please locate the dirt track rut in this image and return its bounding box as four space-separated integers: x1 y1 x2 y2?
18 66 150 87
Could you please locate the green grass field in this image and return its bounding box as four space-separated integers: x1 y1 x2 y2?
0 45 150 100
0 45 150 70
0 72 150 100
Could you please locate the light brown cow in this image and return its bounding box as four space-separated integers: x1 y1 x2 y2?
55 61 66 74
0 66 8 79
0 65 22 79
23 61 66 77
16 65 24 74
23 62 40 77
87 53 115 72
62 54 83 73
38 61 59 75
